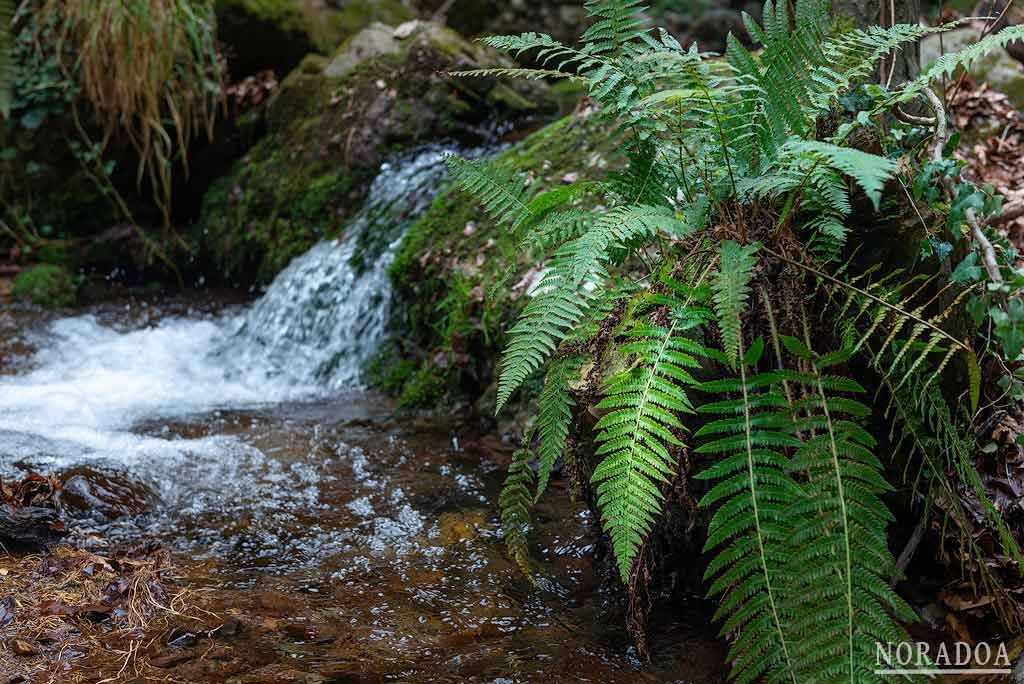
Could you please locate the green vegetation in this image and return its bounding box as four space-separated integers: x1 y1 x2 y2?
12 263 76 307
448 0 1024 679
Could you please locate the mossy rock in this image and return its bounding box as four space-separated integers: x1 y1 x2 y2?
197 20 557 285
383 111 620 412
214 0 412 77
11 264 77 308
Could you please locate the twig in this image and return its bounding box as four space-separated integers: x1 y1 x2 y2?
922 87 1004 286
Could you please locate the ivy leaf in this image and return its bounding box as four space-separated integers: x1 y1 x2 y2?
948 184 986 234
991 298 1024 361
951 253 983 284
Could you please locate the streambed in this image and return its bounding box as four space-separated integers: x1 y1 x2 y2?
0 145 725 682
0 298 725 683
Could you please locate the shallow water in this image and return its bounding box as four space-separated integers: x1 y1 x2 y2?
0 145 724 682
0 301 725 683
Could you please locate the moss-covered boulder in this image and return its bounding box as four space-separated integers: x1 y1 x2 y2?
381 110 618 412
215 0 413 77
11 264 77 308
197 20 557 285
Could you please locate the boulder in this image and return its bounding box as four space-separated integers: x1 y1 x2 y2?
196 21 556 285
214 0 413 78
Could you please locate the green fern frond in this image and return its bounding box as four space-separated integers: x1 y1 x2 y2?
448 68 585 81
779 341 916 684
779 141 897 210
592 297 712 582
499 448 538 577
535 355 584 500
713 241 760 369
695 338 802 684
446 155 534 233
909 24 1024 94
582 0 651 57
495 252 605 413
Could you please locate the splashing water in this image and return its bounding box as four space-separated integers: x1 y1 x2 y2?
0 146 457 473
224 145 458 390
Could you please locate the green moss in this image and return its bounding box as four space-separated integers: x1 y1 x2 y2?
198 20 555 287
12 264 76 308
397 364 446 409
365 347 419 394
385 113 617 410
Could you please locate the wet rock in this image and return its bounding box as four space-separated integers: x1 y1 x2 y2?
10 638 37 656
214 0 412 78
196 20 557 285
59 467 156 520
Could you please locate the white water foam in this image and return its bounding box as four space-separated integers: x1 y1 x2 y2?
0 146 457 475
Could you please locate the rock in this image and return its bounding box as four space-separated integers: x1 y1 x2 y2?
196 20 557 285
922 28 1024 110
214 0 412 78
59 467 156 520
10 264 76 309
10 638 37 657
384 111 615 414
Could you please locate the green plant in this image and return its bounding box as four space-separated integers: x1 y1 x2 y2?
447 0 1024 679
11 262 76 307
37 0 224 228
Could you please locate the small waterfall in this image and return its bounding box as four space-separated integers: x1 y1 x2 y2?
0 145 459 473
222 145 456 390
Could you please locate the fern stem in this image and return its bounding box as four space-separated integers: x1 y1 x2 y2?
801 317 856 684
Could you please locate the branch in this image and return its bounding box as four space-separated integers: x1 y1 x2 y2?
923 87 1004 286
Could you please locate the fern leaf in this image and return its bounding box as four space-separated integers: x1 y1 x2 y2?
592 298 712 582
695 342 802 684
713 241 760 369
780 141 897 209
779 350 917 683
495 253 604 413
535 355 583 500
499 448 537 578
446 156 534 232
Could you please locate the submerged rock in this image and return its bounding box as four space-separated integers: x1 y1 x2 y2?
196 21 556 285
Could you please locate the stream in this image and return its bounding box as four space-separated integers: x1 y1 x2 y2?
0 149 724 683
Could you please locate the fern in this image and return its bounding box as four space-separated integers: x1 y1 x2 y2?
446 156 535 233
535 355 583 500
712 241 760 368
445 2 1024 677
592 292 712 581
499 448 537 577
695 338 802 684
778 338 916 683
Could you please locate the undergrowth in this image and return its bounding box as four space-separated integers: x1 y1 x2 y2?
447 1 1024 680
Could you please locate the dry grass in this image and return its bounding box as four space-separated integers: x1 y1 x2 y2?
37 0 225 229
0 544 210 684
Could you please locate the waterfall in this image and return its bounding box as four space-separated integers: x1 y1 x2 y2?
222 145 456 391
0 145 458 472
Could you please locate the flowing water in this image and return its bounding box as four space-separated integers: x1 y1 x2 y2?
0 148 724 683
